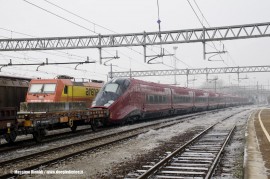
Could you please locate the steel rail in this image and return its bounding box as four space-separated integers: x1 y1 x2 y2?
136 123 215 179
0 127 93 154
0 111 211 178
135 111 243 179
0 108 219 155
205 125 236 179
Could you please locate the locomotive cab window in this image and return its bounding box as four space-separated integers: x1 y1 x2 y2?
43 84 56 93
104 83 119 93
92 78 131 107
29 84 56 94
29 84 43 93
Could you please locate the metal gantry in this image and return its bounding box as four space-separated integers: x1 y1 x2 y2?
0 22 270 63
1 22 270 51
111 65 270 78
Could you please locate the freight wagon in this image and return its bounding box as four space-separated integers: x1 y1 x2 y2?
12 76 107 143
0 75 30 143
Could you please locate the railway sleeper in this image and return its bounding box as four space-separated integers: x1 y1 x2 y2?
157 170 206 176
170 163 211 168
164 166 209 171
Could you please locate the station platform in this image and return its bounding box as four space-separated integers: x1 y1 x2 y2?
245 107 270 179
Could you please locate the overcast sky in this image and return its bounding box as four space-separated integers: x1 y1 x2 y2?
0 0 270 89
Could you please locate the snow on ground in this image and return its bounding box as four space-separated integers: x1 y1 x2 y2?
244 109 269 179
29 106 255 179
213 108 253 178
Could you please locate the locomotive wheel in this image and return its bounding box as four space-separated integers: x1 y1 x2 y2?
70 123 77 132
33 129 46 143
4 130 17 144
129 116 139 124
120 119 126 126
90 119 99 132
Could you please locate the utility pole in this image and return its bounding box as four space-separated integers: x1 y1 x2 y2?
110 64 113 79
173 46 178 85
208 76 218 92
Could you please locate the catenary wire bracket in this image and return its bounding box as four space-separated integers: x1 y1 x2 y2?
145 48 173 64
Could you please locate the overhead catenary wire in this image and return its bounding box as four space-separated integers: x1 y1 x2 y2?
192 0 237 66
0 26 142 81
42 0 117 34
0 27 36 38
22 0 97 34
37 0 160 65
40 0 153 58
0 27 91 61
192 0 211 27
41 0 173 69
186 0 226 64
36 0 175 82
2 1 184 83
0 52 109 77
0 27 104 77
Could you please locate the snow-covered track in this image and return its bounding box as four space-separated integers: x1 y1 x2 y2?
125 122 236 179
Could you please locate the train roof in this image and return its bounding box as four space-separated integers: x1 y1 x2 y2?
29 78 103 88
120 78 241 97
0 76 29 87
0 75 31 81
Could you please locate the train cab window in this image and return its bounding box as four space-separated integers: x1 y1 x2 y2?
43 84 56 93
29 83 56 94
92 78 131 107
104 83 119 93
29 84 43 93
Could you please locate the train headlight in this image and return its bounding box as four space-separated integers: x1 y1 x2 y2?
92 101 96 107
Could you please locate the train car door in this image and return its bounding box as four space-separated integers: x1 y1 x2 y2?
165 88 172 109
189 90 195 108
66 85 73 102
130 84 142 110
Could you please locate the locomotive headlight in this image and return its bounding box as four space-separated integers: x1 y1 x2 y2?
92 101 96 107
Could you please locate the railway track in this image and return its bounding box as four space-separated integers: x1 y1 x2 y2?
0 108 223 156
0 107 243 178
0 126 94 154
124 121 236 178
0 110 217 178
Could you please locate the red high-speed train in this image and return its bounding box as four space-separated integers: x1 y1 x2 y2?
91 78 249 124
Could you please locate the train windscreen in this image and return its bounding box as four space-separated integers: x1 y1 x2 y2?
29 84 56 94
92 78 130 107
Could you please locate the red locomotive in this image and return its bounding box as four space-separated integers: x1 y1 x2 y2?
91 78 249 125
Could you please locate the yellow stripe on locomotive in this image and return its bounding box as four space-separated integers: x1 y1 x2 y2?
61 85 100 102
